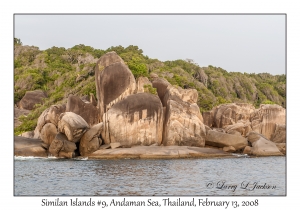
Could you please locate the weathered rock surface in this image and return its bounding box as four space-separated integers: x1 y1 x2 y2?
271 124 286 143
275 143 286 155
33 104 66 139
58 112 89 143
95 52 136 122
223 146 236 152
79 123 103 156
206 130 248 150
245 131 283 156
19 90 47 110
137 77 152 93
14 136 47 157
14 107 30 128
49 133 77 158
33 108 50 139
151 78 171 105
40 123 57 145
224 121 252 137
20 131 35 138
88 146 234 159
250 104 286 140
66 95 98 126
47 104 66 127
110 142 122 149
162 86 206 147
102 93 164 147
204 103 256 128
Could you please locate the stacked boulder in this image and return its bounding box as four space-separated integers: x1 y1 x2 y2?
203 103 286 156
33 96 103 158
96 52 207 148
95 51 136 123
20 51 285 158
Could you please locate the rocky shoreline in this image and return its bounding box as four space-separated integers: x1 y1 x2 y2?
14 51 286 159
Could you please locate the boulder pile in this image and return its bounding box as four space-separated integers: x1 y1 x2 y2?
15 51 286 158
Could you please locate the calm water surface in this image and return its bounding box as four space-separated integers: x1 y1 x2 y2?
14 156 285 196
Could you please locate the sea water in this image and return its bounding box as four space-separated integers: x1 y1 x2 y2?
14 156 286 196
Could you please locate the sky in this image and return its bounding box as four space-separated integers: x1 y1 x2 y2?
14 14 286 75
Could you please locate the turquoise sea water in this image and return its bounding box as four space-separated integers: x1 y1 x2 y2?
14 156 286 196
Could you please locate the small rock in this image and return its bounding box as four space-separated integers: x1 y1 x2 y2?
223 146 236 152
110 142 121 149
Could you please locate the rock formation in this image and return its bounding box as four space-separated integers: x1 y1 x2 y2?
137 77 152 93
243 131 283 156
14 136 48 157
49 133 77 158
162 86 206 147
271 124 286 143
19 90 47 110
95 51 136 122
40 123 57 145
47 104 66 127
66 95 98 126
205 130 248 150
102 93 164 147
204 103 256 128
58 112 89 143
250 104 286 140
79 123 103 156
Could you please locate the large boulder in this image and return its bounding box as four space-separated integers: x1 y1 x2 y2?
79 123 103 156
271 124 286 143
14 107 30 128
151 78 171 106
14 136 47 157
224 121 252 137
49 133 77 158
33 108 50 139
66 95 98 126
102 93 164 147
57 112 89 143
250 104 286 140
33 104 66 138
47 104 66 127
95 51 136 122
19 90 47 110
206 130 248 150
162 86 206 147
40 123 57 145
244 131 283 156
204 103 256 128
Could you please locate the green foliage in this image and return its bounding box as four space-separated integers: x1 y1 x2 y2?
14 43 286 134
127 56 148 78
143 84 157 95
14 38 22 45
